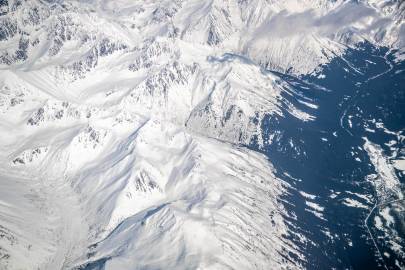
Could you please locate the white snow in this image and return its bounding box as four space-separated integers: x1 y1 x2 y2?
0 0 403 269
0 1 313 268
305 200 326 220
393 159 405 172
342 198 369 210
306 201 325 212
363 138 403 203
300 191 317 200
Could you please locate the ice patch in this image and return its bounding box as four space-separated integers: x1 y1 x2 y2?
342 198 368 210
363 138 403 203
393 159 405 172
300 191 317 200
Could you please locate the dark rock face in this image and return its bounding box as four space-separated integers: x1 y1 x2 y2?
255 43 405 269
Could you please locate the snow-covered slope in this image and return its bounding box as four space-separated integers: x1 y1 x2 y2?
1 0 404 74
0 116 303 269
0 0 403 269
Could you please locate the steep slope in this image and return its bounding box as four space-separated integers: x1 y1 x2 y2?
0 115 303 269
0 37 308 269
0 1 308 269
1 0 404 74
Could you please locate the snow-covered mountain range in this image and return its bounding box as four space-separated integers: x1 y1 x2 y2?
0 0 404 269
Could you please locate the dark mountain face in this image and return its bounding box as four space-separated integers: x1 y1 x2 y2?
254 43 405 269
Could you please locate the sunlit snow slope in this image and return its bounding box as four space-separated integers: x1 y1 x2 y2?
0 0 404 269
